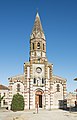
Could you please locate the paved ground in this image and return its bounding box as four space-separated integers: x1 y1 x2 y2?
0 109 77 120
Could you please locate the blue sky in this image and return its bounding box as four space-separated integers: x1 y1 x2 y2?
0 0 77 92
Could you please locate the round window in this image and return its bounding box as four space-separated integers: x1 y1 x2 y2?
36 67 42 73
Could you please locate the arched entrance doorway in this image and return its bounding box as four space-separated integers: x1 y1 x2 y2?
35 90 43 108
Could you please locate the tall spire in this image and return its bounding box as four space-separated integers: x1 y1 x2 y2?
30 12 47 63
32 12 43 33
30 12 45 40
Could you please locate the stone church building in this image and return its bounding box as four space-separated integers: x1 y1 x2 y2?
8 13 67 110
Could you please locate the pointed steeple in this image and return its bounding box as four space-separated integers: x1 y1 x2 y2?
30 12 47 63
32 12 43 33
30 12 45 40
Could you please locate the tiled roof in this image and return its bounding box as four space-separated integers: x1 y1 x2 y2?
53 75 66 81
0 84 9 90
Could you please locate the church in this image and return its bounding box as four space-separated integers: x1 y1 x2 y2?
8 13 67 110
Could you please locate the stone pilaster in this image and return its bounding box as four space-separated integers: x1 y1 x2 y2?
29 64 33 109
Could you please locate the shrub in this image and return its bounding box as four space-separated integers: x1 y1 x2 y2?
11 93 24 111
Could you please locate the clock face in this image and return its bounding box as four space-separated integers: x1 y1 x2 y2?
37 52 41 57
36 67 42 73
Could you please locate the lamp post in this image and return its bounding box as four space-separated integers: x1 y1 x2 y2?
36 102 38 113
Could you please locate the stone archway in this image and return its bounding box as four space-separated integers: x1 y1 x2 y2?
35 89 43 108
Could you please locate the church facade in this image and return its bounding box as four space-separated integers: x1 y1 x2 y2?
8 13 67 110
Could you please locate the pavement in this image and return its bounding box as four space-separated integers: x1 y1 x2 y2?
0 109 77 120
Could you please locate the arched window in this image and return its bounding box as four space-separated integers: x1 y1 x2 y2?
32 43 34 50
37 42 40 49
42 78 44 84
17 84 20 92
56 84 60 92
43 44 44 50
34 78 36 84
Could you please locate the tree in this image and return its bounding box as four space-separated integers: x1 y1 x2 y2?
11 93 24 111
0 94 5 107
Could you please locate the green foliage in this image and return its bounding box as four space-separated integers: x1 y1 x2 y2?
0 94 5 101
11 93 24 111
0 94 5 107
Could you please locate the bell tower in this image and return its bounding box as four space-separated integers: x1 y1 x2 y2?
30 12 47 64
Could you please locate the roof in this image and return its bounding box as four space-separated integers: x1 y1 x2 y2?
52 75 67 81
8 74 25 83
30 12 45 40
32 12 43 33
0 84 9 90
